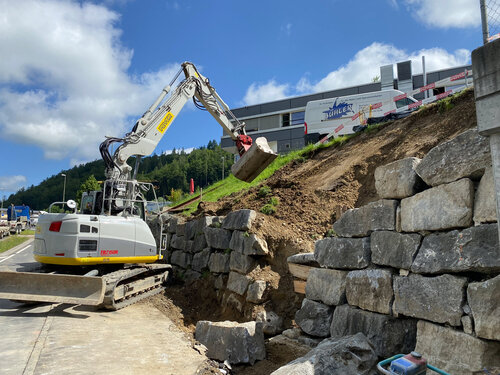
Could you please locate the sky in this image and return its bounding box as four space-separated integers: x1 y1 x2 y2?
0 0 484 197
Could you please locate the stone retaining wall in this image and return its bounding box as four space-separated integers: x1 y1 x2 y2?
290 129 500 375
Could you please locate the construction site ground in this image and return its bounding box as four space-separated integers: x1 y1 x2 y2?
151 89 478 374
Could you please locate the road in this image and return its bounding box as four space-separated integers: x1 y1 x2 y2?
0 240 207 375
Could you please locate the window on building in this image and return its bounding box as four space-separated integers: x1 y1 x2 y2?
395 97 415 109
282 111 305 127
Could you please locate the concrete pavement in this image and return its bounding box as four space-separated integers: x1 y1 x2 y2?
0 241 207 375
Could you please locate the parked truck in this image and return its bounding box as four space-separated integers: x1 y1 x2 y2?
0 209 9 239
7 204 30 234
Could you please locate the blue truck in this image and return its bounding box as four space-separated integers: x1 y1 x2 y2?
7 205 30 234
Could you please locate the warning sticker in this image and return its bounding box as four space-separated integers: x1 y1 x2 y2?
157 112 175 133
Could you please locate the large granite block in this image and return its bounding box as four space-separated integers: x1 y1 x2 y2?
346 269 393 315
411 224 500 274
401 178 474 232
229 231 269 256
294 298 334 337
375 157 425 199
230 251 256 274
474 167 498 224
227 271 251 295
204 227 232 249
314 237 370 269
192 248 211 272
333 199 398 237
170 250 192 269
415 129 491 186
222 209 256 231
393 274 466 326
195 320 265 365
305 268 347 306
371 231 421 269
468 274 500 341
330 305 417 358
415 320 500 375
208 252 230 273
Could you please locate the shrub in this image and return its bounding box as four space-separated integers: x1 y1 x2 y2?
268 196 280 206
260 204 276 215
258 185 272 197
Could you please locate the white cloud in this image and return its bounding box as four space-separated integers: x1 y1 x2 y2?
281 23 292 36
403 0 480 28
164 147 194 155
242 80 290 106
242 42 471 104
0 175 27 192
0 0 181 164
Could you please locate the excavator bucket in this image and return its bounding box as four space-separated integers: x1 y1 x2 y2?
0 271 105 306
232 137 278 182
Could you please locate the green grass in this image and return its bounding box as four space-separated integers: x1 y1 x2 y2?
0 235 31 254
176 135 354 215
21 229 35 235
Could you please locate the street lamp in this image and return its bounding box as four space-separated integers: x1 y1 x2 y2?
221 156 225 180
61 174 67 202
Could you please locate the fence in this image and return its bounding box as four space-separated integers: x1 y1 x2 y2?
480 0 500 43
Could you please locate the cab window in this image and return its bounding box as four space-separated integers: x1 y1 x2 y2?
395 97 415 109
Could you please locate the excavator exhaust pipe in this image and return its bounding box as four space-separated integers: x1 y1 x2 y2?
232 137 278 182
0 271 105 306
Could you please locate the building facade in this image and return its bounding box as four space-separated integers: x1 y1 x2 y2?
221 63 472 155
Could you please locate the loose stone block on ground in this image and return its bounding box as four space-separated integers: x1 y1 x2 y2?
333 199 398 237
393 274 466 326
346 269 393 315
314 237 370 269
305 268 347 306
330 304 417 358
270 333 377 375
415 320 500 375
375 157 424 199
401 178 474 232
195 320 265 365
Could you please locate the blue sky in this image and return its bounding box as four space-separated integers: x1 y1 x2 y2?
0 0 483 197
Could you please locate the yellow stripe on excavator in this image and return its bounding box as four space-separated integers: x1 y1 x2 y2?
34 255 159 266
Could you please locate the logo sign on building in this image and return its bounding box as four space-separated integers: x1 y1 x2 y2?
322 99 354 121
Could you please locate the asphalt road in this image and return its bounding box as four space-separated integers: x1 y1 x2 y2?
0 240 206 375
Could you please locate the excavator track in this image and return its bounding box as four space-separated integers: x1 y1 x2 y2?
100 264 171 310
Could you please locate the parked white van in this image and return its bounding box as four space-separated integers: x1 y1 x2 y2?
304 89 418 140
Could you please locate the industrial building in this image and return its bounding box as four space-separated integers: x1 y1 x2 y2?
221 61 472 155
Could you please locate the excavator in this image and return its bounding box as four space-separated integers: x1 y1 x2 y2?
0 62 277 310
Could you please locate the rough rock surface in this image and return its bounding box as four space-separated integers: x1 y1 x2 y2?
401 178 474 232
229 251 256 274
314 237 370 269
333 199 398 237
222 209 256 231
170 250 192 269
411 224 500 274
305 268 347 306
204 227 232 250
375 157 425 199
208 253 230 273
415 320 500 375
330 304 417 358
474 167 498 224
287 253 318 266
270 333 377 375
192 233 208 253
229 231 269 255
256 310 283 335
467 274 500 341
195 320 265 365
393 274 466 326
170 234 186 251
226 271 251 296
371 231 421 269
415 129 491 186
191 248 211 272
246 280 267 303
346 269 393 315
294 298 334 337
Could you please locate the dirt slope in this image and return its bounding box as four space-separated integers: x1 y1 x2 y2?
199 89 477 248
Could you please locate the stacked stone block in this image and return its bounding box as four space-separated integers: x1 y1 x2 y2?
164 209 273 321
292 129 500 374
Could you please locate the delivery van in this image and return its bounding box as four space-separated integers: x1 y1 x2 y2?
304 89 417 141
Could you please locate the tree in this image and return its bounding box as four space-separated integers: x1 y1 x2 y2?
372 75 380 83
76 175 101 205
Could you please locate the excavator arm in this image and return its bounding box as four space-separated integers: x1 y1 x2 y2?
100 62 277 183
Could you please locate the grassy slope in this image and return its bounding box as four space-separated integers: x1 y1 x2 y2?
0 235 31 254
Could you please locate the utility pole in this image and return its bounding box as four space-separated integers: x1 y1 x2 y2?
480 0 489 44
61 173 67 202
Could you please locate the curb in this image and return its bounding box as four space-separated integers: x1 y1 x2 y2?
0 237 34 258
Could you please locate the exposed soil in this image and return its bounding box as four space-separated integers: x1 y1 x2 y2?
151 89 478 374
